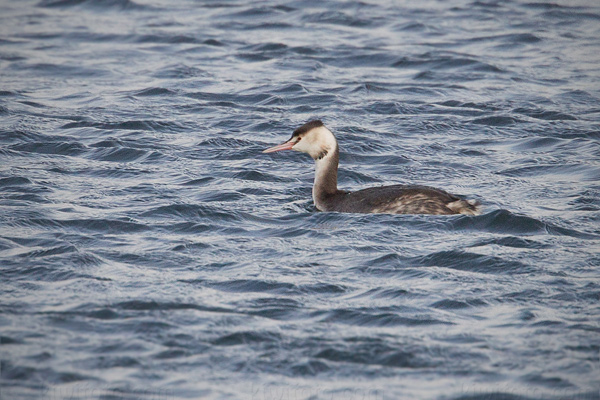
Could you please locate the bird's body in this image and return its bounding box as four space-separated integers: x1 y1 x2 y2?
315 184 478 215
263 120 480 216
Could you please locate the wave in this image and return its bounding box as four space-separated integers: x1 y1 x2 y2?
38 0 149 10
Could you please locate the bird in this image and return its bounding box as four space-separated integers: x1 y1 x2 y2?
263 120 481 215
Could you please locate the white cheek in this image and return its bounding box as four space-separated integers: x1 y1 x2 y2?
292 140 310 152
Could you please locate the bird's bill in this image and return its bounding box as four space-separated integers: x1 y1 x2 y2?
262 140 295 153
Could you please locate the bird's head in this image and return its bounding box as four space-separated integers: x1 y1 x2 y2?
263 120 337 160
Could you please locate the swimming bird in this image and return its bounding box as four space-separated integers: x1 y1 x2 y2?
263 120 480 215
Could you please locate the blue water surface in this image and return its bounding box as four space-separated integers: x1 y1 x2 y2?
1 0 599 399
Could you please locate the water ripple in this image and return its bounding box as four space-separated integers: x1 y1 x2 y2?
2 0 599 399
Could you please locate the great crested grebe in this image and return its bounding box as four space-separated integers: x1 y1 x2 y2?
263 120 480 215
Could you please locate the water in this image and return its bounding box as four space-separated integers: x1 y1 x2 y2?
1 0 599 399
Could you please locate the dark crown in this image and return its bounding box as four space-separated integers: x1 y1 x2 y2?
292 120 324 137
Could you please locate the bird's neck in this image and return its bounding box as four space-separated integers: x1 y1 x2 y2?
312 145 339 210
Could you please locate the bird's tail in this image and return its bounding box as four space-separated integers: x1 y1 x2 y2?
447 199 481 216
